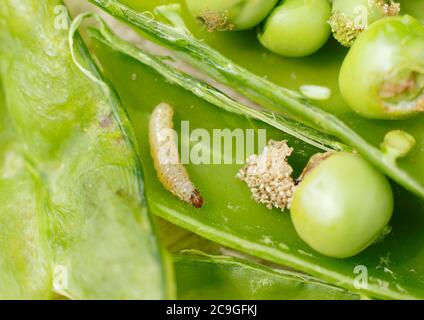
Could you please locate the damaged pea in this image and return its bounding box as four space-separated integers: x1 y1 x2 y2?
339 15 424 119
185 0 278 31
329 0 400 47
239 142 393 258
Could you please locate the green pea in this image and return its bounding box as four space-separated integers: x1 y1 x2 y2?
339 15 424 119
185 0 278 31
291 152 393 258
329 0 400 47
258 0 332 57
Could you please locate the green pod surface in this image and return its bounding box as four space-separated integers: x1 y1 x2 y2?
339 15 424 119
175 252 360 300
87 0 424 199
0 0 173 299
185 0 278 31
93 34 424 299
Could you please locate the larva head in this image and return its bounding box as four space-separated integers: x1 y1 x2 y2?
190 190 204 208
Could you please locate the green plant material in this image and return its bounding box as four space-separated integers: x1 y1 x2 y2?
85 14 349 152
92 32 424 299
339 15 424 120
329 0 400 47
258 0 332 57
0 0 173 299
175 251 360 300
88 0 424 200
157 218 227 254
185 0 278 31
291 152 394 258
381 130 416 160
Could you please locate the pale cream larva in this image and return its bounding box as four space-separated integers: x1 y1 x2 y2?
149 103 203 208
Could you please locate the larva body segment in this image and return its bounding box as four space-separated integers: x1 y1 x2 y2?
149 103 203 208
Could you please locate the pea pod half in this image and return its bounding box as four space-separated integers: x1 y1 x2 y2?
86 0 424 299
0 0 173 299
174 251 359 300
339 15 424 119
93 35 424 299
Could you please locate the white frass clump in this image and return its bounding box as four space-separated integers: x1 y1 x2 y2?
236 140 296 211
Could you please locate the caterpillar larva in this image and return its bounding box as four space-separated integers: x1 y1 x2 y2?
149 103 203 208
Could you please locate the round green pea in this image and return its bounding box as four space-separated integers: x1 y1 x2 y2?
258 0 331 57
185 0 278 31
291 152 393 258
339 15 424 119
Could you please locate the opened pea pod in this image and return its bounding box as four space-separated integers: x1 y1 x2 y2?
2 0 424 301
174 251 360 299
88 16 394 259
86 0 424 299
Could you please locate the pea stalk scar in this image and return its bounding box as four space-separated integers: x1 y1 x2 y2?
149 103 203 208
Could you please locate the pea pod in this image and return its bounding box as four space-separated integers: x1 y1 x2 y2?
161 223 359 299
175 251 360 300
88 0 424 201
83 0 424 299
0 0 173 299
93 33 424 299
86 14 349 152
329 0 400 47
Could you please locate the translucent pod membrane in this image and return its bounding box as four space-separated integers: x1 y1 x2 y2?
339 15 424 119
